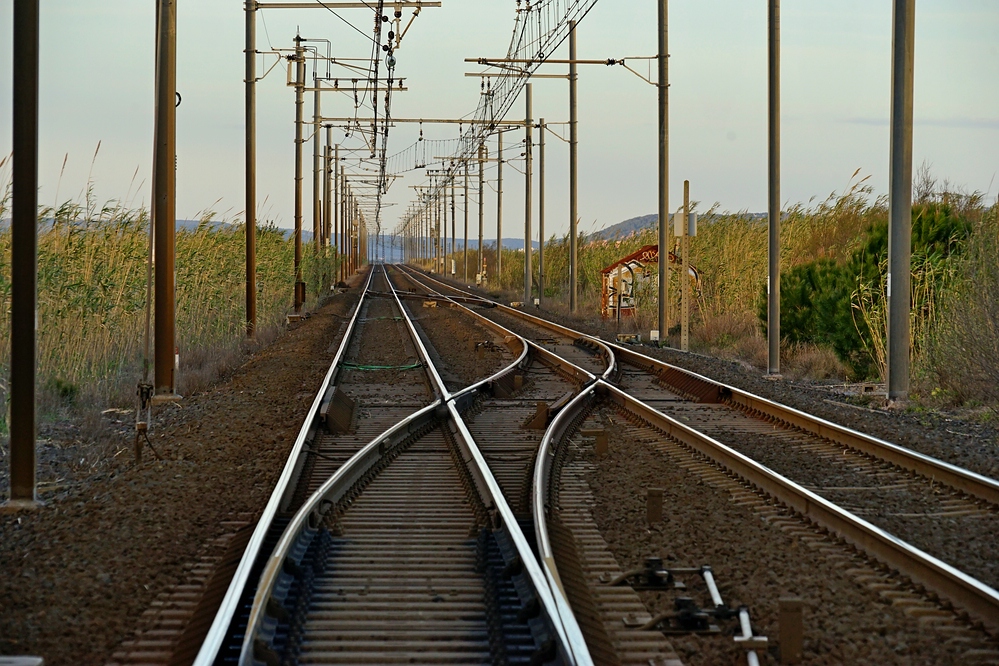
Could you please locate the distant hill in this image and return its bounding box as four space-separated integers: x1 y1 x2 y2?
591 211 768 241
592 213 660 240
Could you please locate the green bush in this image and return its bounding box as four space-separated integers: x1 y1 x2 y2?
761 201 971 378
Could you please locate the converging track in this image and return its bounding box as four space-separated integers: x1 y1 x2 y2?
191 263 999 666
195 266 591 666
395 266 999 647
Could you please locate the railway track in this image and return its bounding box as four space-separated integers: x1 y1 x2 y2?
195 266 591 665
185 261 998 665
395 266 999 643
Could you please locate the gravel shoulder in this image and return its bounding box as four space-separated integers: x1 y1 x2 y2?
0 280 363 666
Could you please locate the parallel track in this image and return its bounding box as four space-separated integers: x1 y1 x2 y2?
397 265 999 636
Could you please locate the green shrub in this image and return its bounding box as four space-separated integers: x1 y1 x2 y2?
762 201 971 378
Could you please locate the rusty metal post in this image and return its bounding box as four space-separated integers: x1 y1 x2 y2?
768 0 781 373
496 131 503 284
524 83 533 303
313 77 322 252
293 36 305 311
464 162 469 281
657 0 669 343
245 0 257 337
7 0 40 508
538 117 545 305
154 0 178 395
569 20 579 312
887 0 915 400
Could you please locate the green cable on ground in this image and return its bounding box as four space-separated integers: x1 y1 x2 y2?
341 362 424 371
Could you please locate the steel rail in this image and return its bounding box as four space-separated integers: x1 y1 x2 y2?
237 265 592 665
400 267 999 633
193 268 375 666
399 268 999 506
596 380 999 634
393 265 617 384
238 400 443 666
385 266 595 666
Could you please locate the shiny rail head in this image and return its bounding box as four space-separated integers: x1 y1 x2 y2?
194 268 376 666
238 401 442 666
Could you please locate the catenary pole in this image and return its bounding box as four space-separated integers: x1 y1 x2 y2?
324 126 332 249
538 117 546 305
478 143 485 283
524 84 533 302
313 77 322 252
464 162 469 281
768 0 781 373
887 0 915 400
154 0 178 395
7 0 40 507
293 36 305 311
496 131 503 284
451 178 456 276
245 1 257 337
657 0 669 344
569 20 579 312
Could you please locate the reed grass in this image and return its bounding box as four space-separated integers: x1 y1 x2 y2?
0 172 338 431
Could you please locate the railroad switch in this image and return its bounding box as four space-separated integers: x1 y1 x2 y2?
600 557 685 590
613 563 769 660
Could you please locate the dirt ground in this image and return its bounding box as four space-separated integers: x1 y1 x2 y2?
0 280 363 666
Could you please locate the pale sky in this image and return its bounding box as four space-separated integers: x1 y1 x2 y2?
1 1 997 242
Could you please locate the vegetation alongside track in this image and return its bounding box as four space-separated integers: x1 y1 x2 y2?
0 180 339 432
450 170 999 409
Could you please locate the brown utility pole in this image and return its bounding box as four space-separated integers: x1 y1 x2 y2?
7 0 40 508
154 0 178 396
293 37 305 312
657 1 669 344
245 0 257 337
887 0 915 400
768 0 781 373
524 83 534 303
569 20 579 312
